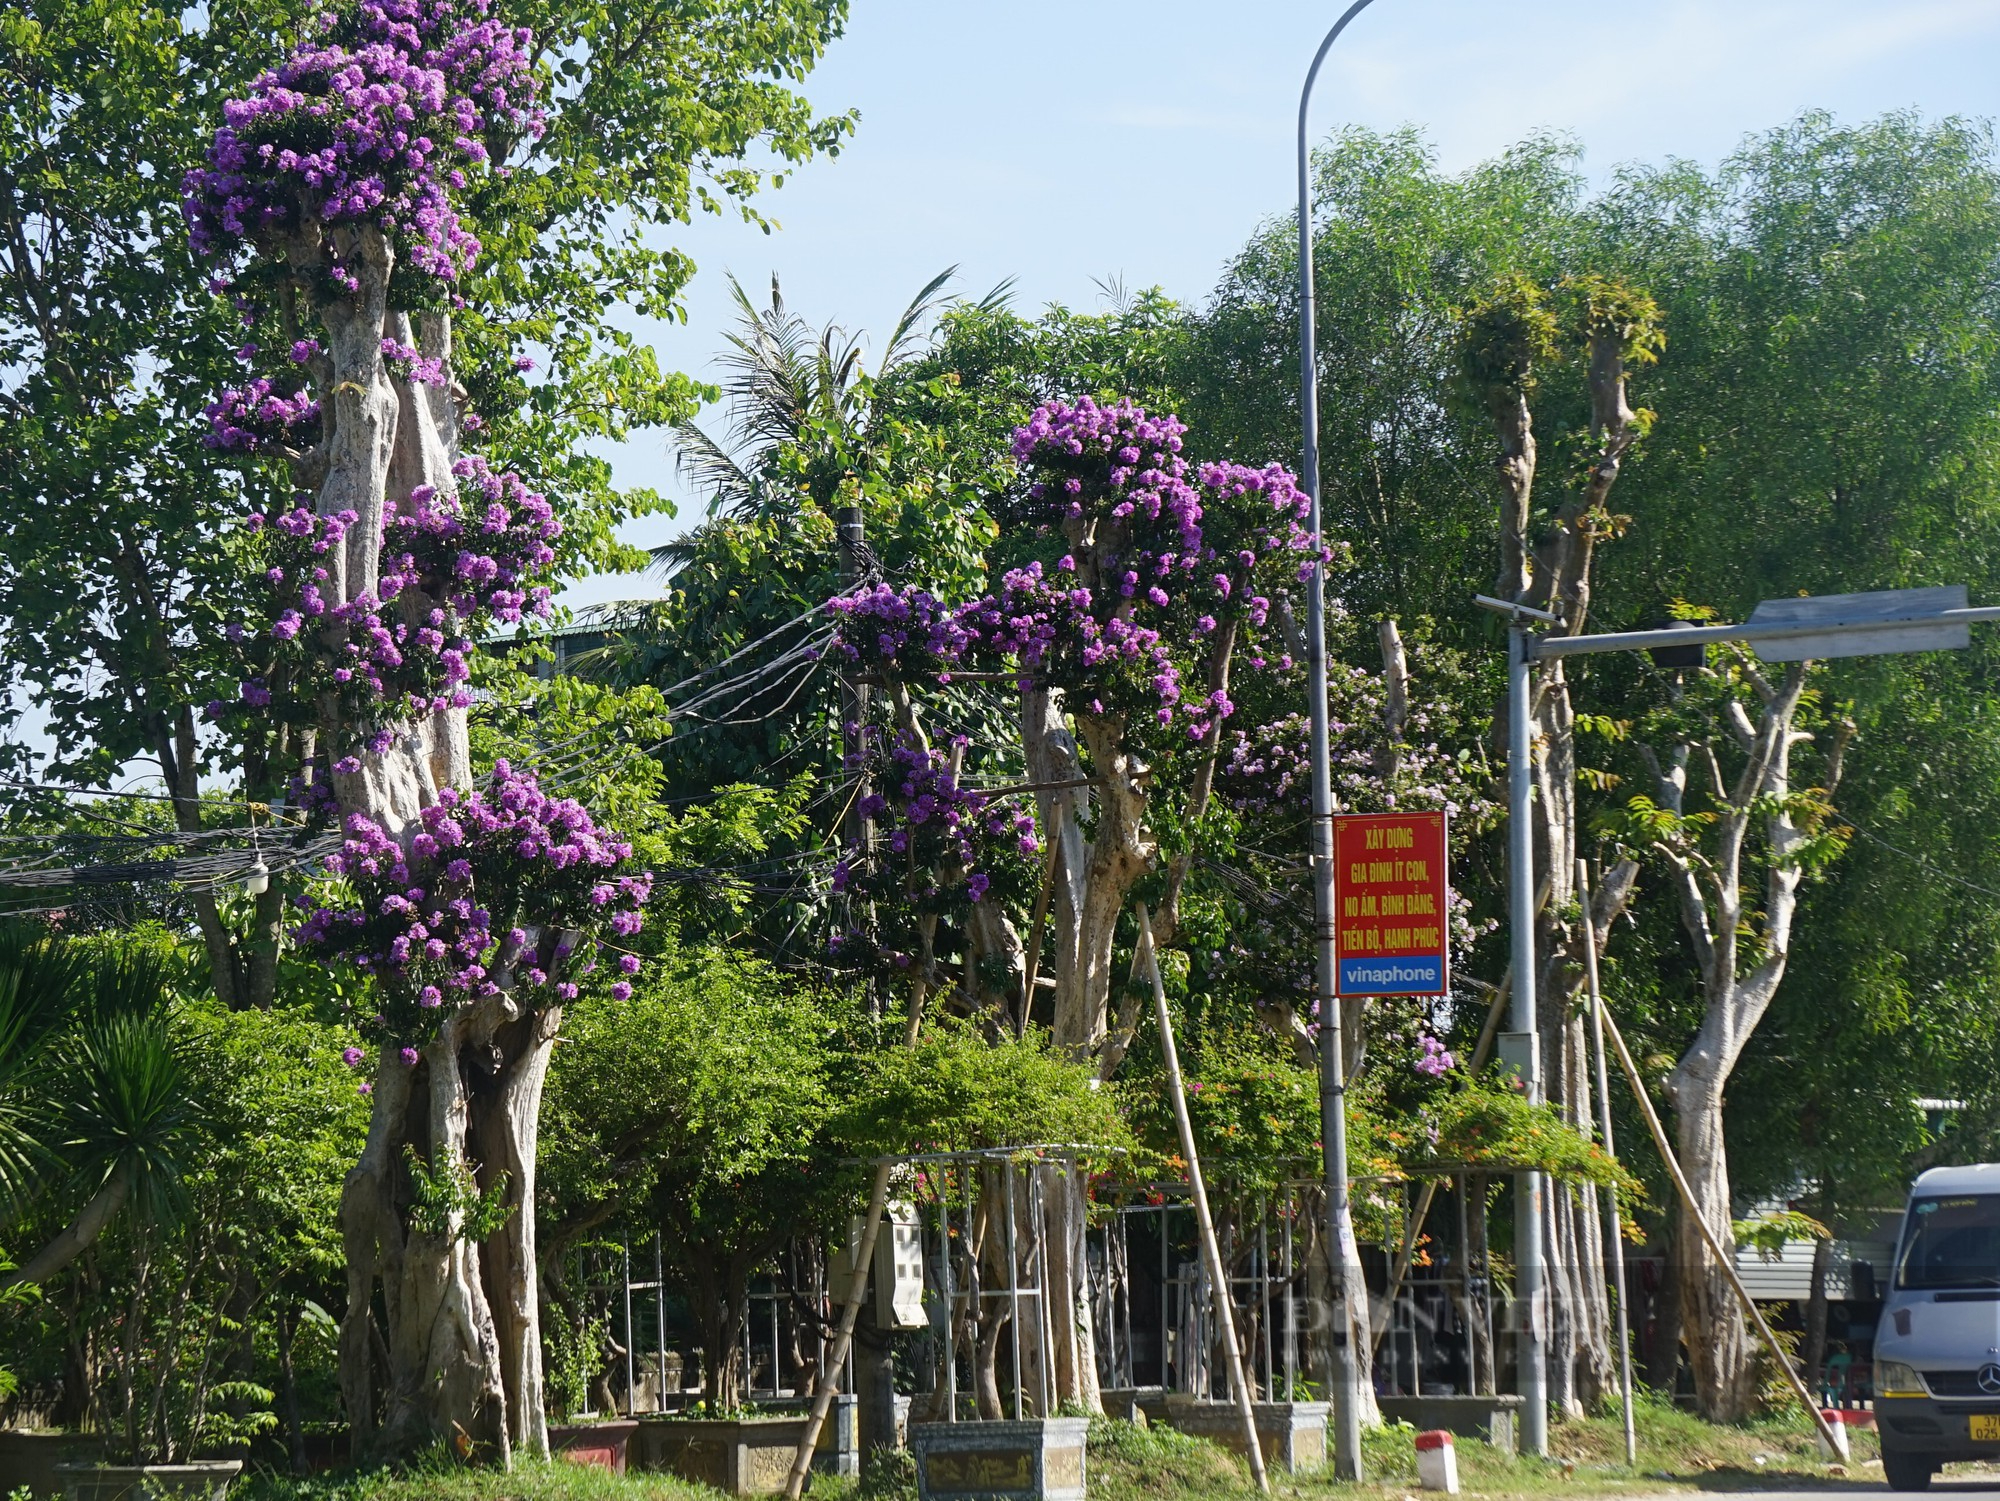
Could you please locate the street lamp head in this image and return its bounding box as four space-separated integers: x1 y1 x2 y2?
1471 593 1560 625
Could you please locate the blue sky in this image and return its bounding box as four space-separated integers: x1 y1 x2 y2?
559 0 2000 609
17 0 2000 781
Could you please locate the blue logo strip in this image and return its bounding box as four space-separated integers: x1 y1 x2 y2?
1338 956 1445 996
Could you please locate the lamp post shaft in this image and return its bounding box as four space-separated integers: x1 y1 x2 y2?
1298 1 1379 1481
1507 624 1548 1454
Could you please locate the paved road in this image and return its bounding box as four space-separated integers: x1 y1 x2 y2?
1652 1490 2000 1498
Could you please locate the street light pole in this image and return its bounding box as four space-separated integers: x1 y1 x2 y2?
1506 620 1548 1456
1474 581 1990 1455
1298 1 1380 1482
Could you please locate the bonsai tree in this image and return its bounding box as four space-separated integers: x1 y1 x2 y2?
182 0 651 1461
819 397 1367 1405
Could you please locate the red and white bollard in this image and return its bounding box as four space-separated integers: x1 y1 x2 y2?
1416 1430 1460 1494
1817 1410 1853 1462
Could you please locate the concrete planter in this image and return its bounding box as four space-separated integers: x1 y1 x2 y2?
54 1459 241 1501
1097 1388 1168 1426
909 1417 1088 1501
0 1432 104 1500
634 1404 854 1496
547 1419 639 1474
1161 1398 1328 1474
1377 1395 1521 1455
755 1396 858 1478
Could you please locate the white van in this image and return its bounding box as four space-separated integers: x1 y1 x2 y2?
1875 1163 2000 1490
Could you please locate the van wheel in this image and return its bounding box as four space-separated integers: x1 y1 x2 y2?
1882 1447 1936 1491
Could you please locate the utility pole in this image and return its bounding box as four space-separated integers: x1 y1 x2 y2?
1296 1 1381 1480
835 497 876 1017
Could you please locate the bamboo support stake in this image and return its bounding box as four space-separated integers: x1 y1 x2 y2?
788 929 941 1495
1138 904 1270 1496
1592 986 1844 1456
1017 836 1060 1040
1577 860 1638 1466
784 1161 892 1500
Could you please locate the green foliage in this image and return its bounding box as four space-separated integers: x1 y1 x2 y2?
1562 273 1666 368
404 1147 514 1244
1084 1417 1243 1497
1733 1209 1829 1262
541 1306 608 1424
0 981 370 1464
540 942 849 1405
836 1024 1132 1161
1457 272 1561 403
1184 127 1587 625
543 944 841 1232
1398 1075 1636 1197
1120 1030 1327 1195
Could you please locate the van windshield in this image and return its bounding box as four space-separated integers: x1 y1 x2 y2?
1899 1194 2000 1289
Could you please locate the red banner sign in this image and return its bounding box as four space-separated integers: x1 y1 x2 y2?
1333 811 1450 997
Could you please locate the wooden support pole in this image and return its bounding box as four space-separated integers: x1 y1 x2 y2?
784 1160 892 1500
1138 905 1270 1496
1592 986 1845 1456
789 940 942 1495
1577 859 1638 1467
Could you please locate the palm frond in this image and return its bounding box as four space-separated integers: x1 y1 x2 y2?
878 265 961 371
715 273 825 453
973 276 1019 314
0 923 82 1088
670 420 759 519
0 924 84 1204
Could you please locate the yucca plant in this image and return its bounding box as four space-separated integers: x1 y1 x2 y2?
0 930 194 1289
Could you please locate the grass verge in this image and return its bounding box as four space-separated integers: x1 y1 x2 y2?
237 1395 1896 1501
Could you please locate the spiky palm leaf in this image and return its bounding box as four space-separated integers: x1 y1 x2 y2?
0 936 194 1289
61 1009 192 1226
667 268 963 525
0 924 83 1202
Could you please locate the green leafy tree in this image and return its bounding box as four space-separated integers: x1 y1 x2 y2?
0 926 195 1295
52 993 368 1465
540 945 848 1412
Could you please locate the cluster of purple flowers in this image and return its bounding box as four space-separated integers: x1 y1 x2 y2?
207 457 557 742
380 336 448 387
824 403 1328 747
182 0 542 285
822 583 974 680
1015 398 1194 549
384 455 559 624
1414 1033 1457 1078
296 761 650 1045
827 732 1039 966
204 378 321 453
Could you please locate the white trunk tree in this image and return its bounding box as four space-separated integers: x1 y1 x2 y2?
1629 657 1853 1419
184 13 645 1463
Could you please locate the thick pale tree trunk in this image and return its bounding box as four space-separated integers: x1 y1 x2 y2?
298 228 552 1464
1017 689 1151 1412
1670 1075 1752 1420
1485 312 1646 1416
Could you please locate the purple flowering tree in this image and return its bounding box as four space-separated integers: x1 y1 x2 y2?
183 0 650 1461
823 398 1349 1408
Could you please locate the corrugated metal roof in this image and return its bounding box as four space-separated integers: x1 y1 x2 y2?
1734 1239 1899 1301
